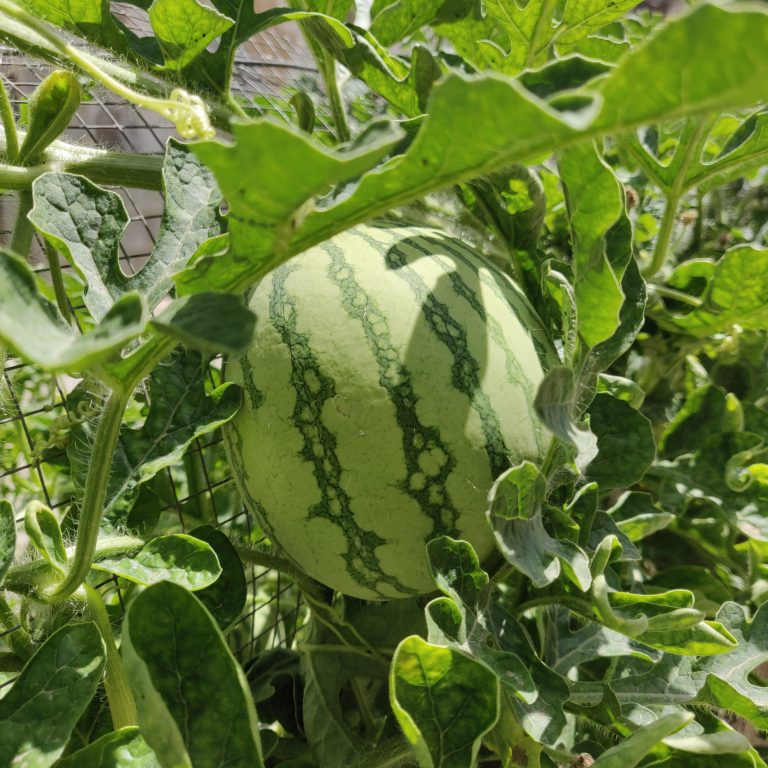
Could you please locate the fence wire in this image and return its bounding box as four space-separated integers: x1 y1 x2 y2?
0 25 325 682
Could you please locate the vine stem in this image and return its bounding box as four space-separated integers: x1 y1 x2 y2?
650 284 703 308
10 189 34 256
0 73 18 163
0 0 214 139
235 543 299 575
320 49 350 143
46 339 176 602
45 241 71 323
643 192 679 278
0 145 164 191
512 593 595 618
46 389 129 601
83 584 138 729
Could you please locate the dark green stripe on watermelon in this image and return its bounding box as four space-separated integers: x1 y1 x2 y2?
399 232 546 456
353 228 513 480
324 240 462 541
268 263 416 597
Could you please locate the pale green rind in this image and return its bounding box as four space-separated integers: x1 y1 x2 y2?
224 223 554 598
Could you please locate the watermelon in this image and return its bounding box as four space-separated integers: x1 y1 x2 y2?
224 222 555 599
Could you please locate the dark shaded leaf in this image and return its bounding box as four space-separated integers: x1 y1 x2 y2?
0 623 105 768
92 533 222 590
585 394 656 489
0 248 145 372
390 635 499 768
123 581 263 767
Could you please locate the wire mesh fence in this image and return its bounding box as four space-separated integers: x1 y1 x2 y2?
0 17 326 685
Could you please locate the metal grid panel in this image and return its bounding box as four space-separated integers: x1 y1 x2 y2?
0 23 324 677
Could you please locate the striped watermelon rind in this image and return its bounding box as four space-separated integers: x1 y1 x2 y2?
224 222 555 599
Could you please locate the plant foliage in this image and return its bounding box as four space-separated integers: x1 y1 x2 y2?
0 0 766 766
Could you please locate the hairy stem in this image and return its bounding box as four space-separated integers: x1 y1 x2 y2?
512 593 595 618
0 74 18 163
83 584 138 729
10 190 34 256
0 0 214 138
643 192 679 278
46 390 129 601
0 141 164 191
4 535 144 595
45 241 71 324
320 49 350 143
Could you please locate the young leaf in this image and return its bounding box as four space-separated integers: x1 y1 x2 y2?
0 500 16 586
533 367 598 470
584 394 656 490
190 525 247 630
92 533 222 590
29 140 226 321
592 711 693 768
668 246 768 336
24 501 67 576
54 727 159 768
390 635 499 768
489 463 592 591
0 623 106 768
559 142 626 349
0 249 145 372
17 70 80 164
123 581 263 768
150 292 256 354
149 0 234 70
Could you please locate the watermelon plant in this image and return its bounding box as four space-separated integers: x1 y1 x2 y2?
0 0 766 766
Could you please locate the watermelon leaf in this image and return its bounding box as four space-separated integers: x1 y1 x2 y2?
488 463 592 591
54 727 160 768
190 525 247 630
122 581 264 768
584 394 656 490
390 635 499 768
29 140 225 321
0 623 106 768
0 249 146 373
180 5 768 295
67 348 241 526
92 533 222 590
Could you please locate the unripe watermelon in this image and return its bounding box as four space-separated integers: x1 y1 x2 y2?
224 223 555 599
